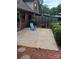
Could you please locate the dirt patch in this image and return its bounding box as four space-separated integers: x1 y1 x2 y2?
17 45 60 59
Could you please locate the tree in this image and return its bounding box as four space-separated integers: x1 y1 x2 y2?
57 4 61 13
39 0 43 5
50 7 58 15
39 0 50 15
39 0 44 14
41 4 50 15
50 4 61 16
39 1 61 16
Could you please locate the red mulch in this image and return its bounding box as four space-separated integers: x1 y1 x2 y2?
17 45 61 59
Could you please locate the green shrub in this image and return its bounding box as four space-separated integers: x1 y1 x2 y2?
51 22 61 47
30 19 36 24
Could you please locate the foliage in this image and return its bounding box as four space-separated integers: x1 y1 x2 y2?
39 0 44 14
40 4 61 16
51 22 61 47
50 4 61 16
30 19 36 24
57 4 61 13
50 7 58 16
39 0 43 5
39 0 50 15
39 0 61 16
40 4 50 15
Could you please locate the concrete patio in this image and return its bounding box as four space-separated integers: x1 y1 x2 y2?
17 28 59 51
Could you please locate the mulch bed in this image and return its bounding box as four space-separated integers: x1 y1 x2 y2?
17 45 61 59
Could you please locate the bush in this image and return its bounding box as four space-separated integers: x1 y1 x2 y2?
30 18 37 26
51 22 61 47
30 19 36 23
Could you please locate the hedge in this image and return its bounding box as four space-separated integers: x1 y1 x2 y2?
51 22 61 47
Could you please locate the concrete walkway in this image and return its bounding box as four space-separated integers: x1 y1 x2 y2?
17 28 58 51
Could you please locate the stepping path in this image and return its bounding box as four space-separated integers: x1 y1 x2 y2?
17 28 58 51
17 46 60 59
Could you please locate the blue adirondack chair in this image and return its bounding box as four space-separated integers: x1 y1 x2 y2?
30 23 35 31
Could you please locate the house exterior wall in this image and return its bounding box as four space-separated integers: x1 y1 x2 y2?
25 2 34 11
17 0 33 12
17 11 21 31
17 0 40 31
17 0 40 14
17 10 29 30
34 0 40 14
17 9 35 31
25 0 40 14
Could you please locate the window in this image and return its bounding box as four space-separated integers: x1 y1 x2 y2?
34 3 37 7
34 3 37 9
